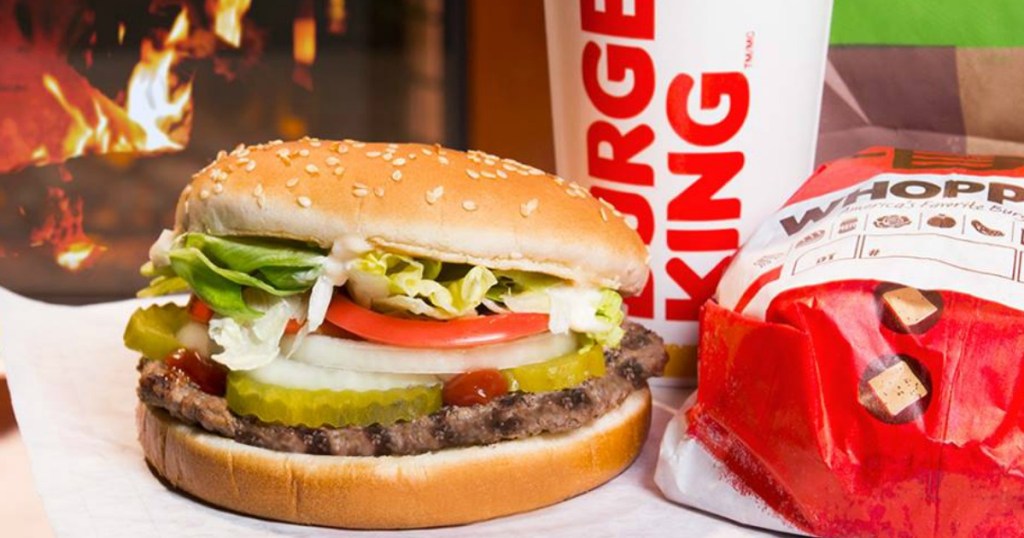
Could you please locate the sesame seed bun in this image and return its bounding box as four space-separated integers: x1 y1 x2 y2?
176 139 649 295
137 388 651 529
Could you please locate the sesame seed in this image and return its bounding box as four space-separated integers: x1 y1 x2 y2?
468 155 482 163
334 166 345 176
529 169 544 176
297 196 312 208
600 208 609 222
286 177 299 188
245 160 256 172
484 159 496 166
426 186 444 204
352 188 369 198
325 156 340 166
374 187 385 197
626 217 638 230
298 149 310 157
520 198 539 217
213 183 224 194
309 139 322 147
336 143 349 154
276 149 291 165
199 189 211 200
269 139 283 146
182 185 193 195
353 182 369 190
352 141 366 148
438 156 450 165
553 176 566 185
256 195 266 208
516 170 529 176
462 200 478 211
366 151 382 158
408 153 417 160
391 170 403 181
481 171 496 179
502 163 517 171
422 148 434 156
466 169 480 179
496 170 508 179
217 150 227 159
237 157 251 165
305 164 320 175
387 143 399 149
393 158 406 166
253 184 263 196
382 153 393 161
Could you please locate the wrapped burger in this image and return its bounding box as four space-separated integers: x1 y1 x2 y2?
656 147 1024 536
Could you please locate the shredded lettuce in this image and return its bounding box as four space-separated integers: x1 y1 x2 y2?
594 289 625 348
209 294 303 370
348 252 498 319
139 233 326 320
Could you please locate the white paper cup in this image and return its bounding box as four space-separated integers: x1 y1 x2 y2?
545 0 833 381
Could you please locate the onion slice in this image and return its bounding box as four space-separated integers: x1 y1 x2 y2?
244 357 440 391
284 331 579 374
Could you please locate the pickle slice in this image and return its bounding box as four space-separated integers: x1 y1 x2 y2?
124 303 189 360
226 372 442 428
503 345 605 393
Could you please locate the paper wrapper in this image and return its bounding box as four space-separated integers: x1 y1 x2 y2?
0 288 769 537
657 148 1024 536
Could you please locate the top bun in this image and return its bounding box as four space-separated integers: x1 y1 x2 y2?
176 139 648 294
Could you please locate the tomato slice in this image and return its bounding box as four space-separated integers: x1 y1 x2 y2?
187 295 214 324
324 294 550 348
285 319 304 334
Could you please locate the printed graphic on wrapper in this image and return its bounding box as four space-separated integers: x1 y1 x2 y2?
544 0 832 380
658 148 1024 537
721 168 1024 319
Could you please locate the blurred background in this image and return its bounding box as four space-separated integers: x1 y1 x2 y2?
0 0 553 303
4 0 1024 305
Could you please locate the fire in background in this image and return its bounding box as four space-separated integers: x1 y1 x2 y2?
0 0 258 273
0 0 448 302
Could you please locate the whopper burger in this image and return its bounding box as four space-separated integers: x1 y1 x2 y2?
124 139 667 529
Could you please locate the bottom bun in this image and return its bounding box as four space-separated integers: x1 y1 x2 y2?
137 388 652 529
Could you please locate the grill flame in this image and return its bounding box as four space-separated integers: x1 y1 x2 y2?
124 7 193 153
27 7 194 169
29 187 105 272
211 0 252 47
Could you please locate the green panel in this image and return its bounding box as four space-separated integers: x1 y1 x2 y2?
831 0 1024 47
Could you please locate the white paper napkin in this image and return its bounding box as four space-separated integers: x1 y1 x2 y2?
0 288 770 537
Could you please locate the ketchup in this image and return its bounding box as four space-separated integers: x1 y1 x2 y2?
165 349 227 396
442 370 509 407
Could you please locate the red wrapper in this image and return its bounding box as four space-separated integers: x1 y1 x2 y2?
657 148 1024 537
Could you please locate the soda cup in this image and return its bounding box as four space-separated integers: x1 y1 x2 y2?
544 0 833 381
